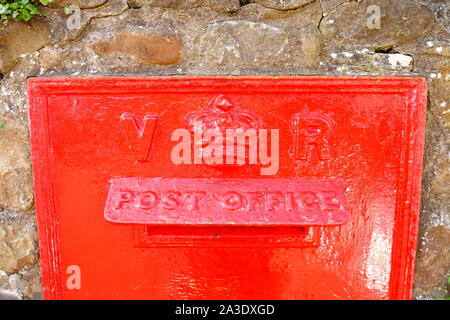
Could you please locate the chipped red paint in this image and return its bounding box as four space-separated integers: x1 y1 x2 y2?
27 77 427 300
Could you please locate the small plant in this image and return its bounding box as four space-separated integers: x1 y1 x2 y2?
0 0 52 22
445 276 450 300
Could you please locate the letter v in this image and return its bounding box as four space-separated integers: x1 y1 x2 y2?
120 113 158 162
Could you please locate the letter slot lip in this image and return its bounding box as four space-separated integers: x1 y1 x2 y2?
104 177 350 226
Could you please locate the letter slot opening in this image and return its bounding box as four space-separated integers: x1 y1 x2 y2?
133 225 322 248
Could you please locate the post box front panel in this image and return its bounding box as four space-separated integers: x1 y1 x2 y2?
27 77 427 300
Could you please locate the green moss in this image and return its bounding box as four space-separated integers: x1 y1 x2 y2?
443 276 450 300
0 0 53 22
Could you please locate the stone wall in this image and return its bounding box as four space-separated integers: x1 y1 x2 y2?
0 0 448 299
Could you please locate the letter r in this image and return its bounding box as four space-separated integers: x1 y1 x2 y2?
291 113 333 161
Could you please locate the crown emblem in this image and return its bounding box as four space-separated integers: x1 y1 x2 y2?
185 95 262 134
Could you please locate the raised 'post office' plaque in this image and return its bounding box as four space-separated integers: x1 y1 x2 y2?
28 77 427 300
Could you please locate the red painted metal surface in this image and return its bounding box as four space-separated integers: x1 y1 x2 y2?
27 77 427 300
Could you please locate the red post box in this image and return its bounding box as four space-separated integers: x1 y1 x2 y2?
27 77 427 299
